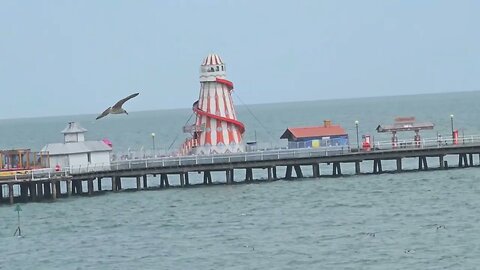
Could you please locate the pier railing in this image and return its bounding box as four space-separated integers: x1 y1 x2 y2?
67 146 350 174
0 168 69 183
65 134 480 175
372 135 480 151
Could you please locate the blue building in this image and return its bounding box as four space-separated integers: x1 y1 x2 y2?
280 120 349 149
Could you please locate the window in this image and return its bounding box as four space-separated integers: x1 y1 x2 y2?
87 153 91 163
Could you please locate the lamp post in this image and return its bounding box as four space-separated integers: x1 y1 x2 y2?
355 120 359 151
151 133 156 156
450 114 454 139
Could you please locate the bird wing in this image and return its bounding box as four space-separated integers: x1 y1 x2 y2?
96 107 111 120
112 92 139 110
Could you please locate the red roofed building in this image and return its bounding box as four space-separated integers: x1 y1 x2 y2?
280 120 349 149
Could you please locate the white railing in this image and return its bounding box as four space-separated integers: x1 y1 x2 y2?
0 168 69 182
66 134 480 175
371 135 480 151
68 145 350 174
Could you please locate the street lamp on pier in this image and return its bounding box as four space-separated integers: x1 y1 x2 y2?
355 120 359 151
151 133 156 156
450 114 454 139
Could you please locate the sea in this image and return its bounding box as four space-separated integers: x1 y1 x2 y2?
1 91 480 269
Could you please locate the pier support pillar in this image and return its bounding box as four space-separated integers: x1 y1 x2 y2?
73 180 83 194
51 181 57 201
267 167 273 181
312 164 320 178
273 166 277 179
97 177 102 191
418 157 428 170
111 177 116 192
185 172 190 186
355 161 361 175
87 179 94 195
373 159 383 174
203 171 212 185
180 173 185 186
396 158 402 172
143 175 148 189
111 177 121 192
332 162 342 176
136 176 141 190
160 174 170 188
55 181 61 197
459 154 468 167
44 182 51 198
8 183 14 205
117 177 122 190
294 165 303 178
439 155 445 169
37 182 43 199
66 180 72 197
226 169 234 184
29 182 37 201
285 166 293 179
245 168 254 182
469 153 474 166
20 183 29 202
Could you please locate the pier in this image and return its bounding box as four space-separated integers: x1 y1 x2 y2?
2 137 480 205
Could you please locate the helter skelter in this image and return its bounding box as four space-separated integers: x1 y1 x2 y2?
181 54 245 155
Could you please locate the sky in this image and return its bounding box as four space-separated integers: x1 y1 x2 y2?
0 0 479 119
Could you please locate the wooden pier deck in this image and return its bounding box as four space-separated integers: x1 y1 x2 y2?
2 142 480 205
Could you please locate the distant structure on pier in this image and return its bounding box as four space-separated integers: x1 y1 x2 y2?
376 116 434 148
181 54 245 155
41 122 112 170
281 120 349 149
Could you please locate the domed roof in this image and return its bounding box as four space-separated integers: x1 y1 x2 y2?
61 122 87 134
202 53 223 66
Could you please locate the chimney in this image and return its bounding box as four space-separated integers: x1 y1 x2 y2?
324 120 331 127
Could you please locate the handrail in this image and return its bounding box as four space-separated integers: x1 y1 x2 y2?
66 134 480 175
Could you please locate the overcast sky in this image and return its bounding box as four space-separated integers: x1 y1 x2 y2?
1 0 479 119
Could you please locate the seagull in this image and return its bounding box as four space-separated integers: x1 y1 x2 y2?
96 93 139 120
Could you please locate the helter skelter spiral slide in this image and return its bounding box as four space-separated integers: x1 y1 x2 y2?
181 54 245 155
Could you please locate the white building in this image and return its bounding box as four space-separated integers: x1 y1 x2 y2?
41 122 112 171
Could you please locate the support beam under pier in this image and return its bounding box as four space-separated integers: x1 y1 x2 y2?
203 171 212 185
313 164 320 178
294 165 303 178
245 168 254 182
226 169 234 184
88 179 94 195
332 162 342 176
9 183 14 205
136 176 141 190
180 173 185 186
285 166 293 179
355 161 361 175
97 177 102 191
160 174 170 188
418 156 428 170
459 154 468 168
373 159 383 174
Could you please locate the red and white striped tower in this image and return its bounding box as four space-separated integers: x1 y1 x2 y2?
181 54 245 155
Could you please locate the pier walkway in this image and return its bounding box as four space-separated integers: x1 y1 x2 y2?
2 136 480 205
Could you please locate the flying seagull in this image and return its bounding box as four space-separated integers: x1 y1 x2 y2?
96 93 139 120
